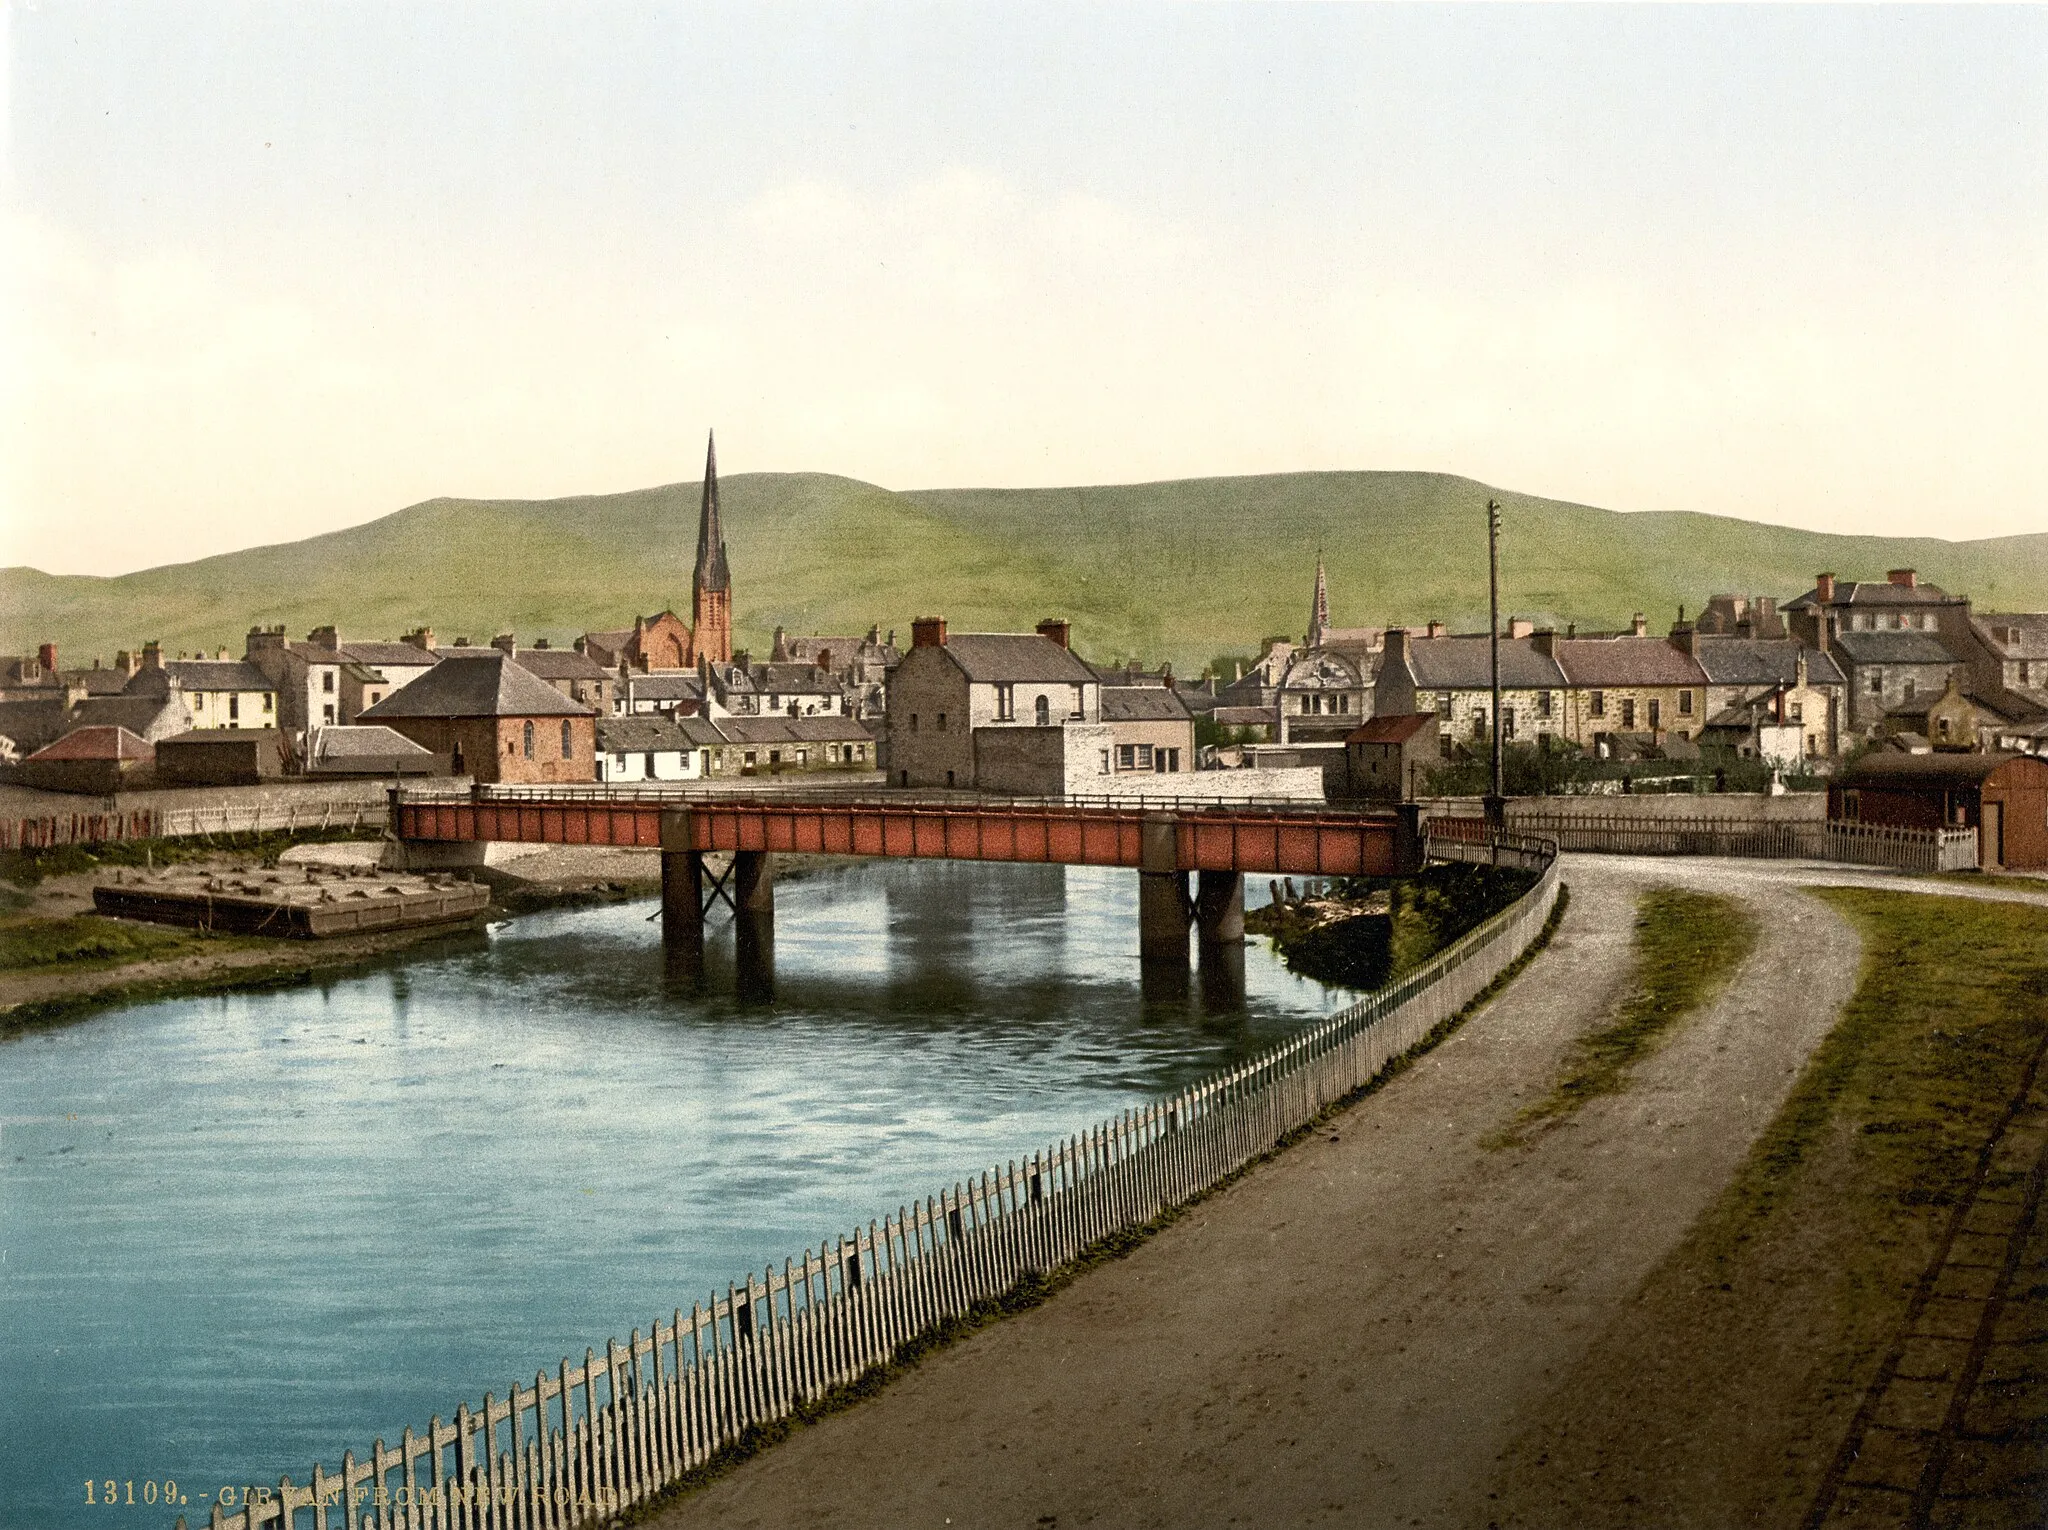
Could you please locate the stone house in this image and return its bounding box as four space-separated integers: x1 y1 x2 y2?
1970 613 2048 704
1883 672 2011 754
714 716 877 777
1098 686 1195 778
1275 648 1376 745
245 627 343 731
1782 570 1977 739
773 626 900 719
621 672 705 717
357 651 596 784
885 618 1100 790
125 647 277 731
1551 620 1712 748
1686 631 1845 760
1372 628 1569 751
1826 629 1965 737
68 691 194 744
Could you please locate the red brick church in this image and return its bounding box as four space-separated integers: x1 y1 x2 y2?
578 431 734 671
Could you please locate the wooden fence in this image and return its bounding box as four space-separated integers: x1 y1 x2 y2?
176 849 1564 1530
1467 811 1977 873
0 798 384 851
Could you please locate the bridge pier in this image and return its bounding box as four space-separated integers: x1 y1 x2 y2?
1193 869 1246 1008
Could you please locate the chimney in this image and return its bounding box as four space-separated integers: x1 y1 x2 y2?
1233 660 1246 682
1754 595 1780 637
217 647 230 661
1384 627 1412 670
1036 617 1071 650
1669 623 1701 658
37 642 56 673
1425 620 1447 639
911 616 948 649
817 649 833 673
1566 622 1577 639
491 633 517 656
1888 568 1918 589
404 627 436 652
771 626 789 662
867 625 880 644
115 649 136 676
1631 612 1648 637
1531 628 1557 658
1815 572 1836 603
532 637 551 650
1795 649 1808 689
141 641 162 671
306 625 339 650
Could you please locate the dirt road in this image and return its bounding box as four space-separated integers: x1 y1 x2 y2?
642 856 1914 1529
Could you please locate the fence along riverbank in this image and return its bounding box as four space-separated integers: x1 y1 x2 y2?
179 836 1562 1530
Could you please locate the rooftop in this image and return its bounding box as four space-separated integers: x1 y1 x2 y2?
1100 687 1192 723
358 652 594 719
27 725 153 762
1691 636 1846 688
938 633 1099 687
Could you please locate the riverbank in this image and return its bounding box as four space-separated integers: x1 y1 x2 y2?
0 841 869 1031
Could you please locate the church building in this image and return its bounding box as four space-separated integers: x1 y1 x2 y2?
578 431 736 672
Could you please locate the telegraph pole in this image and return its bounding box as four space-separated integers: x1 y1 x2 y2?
1485 497 1506 832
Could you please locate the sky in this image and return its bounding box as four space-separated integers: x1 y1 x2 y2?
4 2 2046 576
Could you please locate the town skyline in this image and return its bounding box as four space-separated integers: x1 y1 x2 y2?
8 4 2046 575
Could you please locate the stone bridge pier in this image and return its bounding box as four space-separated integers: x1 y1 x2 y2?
661 809 775 999
1139 813 1246 1005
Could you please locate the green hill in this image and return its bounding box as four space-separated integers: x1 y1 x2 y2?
7 471 2047 675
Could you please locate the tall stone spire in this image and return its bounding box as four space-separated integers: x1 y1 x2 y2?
1307 551 1329 650
689 429 733 664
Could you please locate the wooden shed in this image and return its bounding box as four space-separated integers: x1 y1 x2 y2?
1830 752 2048 871
154 728 287 787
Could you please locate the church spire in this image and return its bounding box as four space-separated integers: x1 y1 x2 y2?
694 429 730 598
688 429 734 665
1308 551 1329 649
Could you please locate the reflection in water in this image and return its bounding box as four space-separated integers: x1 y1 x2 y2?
0 860 1346 1529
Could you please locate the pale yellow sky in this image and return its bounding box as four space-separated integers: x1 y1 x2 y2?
6 4 2045 575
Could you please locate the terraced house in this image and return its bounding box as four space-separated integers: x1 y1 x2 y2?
1371 627 1568 748
1683 626 1846 760
1552 618 1711 749
129 644 277 730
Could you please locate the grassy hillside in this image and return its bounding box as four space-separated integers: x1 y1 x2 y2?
7 471 2047 676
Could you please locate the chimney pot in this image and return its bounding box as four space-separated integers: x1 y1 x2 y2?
1035 618 1071 650
911 616 948 649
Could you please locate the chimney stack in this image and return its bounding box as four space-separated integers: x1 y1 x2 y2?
1631 612 1648 637
306 625 339 650
491 633 518 656
1532 628 1557 658
1508 617 1534 639
1384 627 1412 669
1425 619 1447 639
1035 618 1071 650
404 627 437 652
141 641 162 671
1815 573 1836 603
911 616 948 649
1888 568 1918 589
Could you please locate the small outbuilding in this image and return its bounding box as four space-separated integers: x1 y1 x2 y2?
154 728 288 786
1341 713 1441 802
303 725 445 778
1830 751 2048 871
19 726 154 794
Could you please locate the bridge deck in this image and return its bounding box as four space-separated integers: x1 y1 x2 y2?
392 793 1407 877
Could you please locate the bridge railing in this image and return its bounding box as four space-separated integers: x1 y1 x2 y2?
394 782 1375 817
181 844 1563 1530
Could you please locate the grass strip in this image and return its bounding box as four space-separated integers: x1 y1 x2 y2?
0 825 386 887
1492 885 1756 1146
0 913 226 974
610 883 1570 1525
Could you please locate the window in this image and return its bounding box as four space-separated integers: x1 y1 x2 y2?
1156 748 1179 772
995 684 1015 721
1070 685 1085 720
1117 744 1136 769
1502 707 1516 739
1035 695 1050 727
228 694 240 721
1903 678 1916 702
1538 691 1554 719
936 711 947 731
1869 671 1885 695
796 748 808 765
614 752 628 770
1136 744 1154 769
562 720 573 758
1678 690 1693 716
644 751 657 774
1621 698 1636 729
523 721 535 759
1435 694 1452 720
1100 749 1112 773
263 694 274 713
910 713 918 732
1590 690 1606 717
769 749 782 764
1937 718 1952 742
323 672 335 693
322 704 336 725
1648 699 1661 729
1472 713 1486 738
745 751 757 766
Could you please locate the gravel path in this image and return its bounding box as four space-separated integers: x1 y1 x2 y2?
643 857 1888 1529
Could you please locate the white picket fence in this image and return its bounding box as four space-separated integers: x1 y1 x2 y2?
179 851 1564 1530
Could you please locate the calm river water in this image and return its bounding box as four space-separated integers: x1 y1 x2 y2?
1 860 1348 1529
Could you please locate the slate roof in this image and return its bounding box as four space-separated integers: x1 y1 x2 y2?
1553 637 1709 688
719 716 874 745
0 696 74 749
159 728 285 747
939 634 1098 686
160 659 274 691
1975 614 2048 661
1829 631 1960 667
339 642 442 670
1401 635 1566 690
1209 706 1276 728
1346 713 1435 745
62 668 134 696
27 725 153 762
308 725 436 762
512 648 611 683
597 717 700 754
1100 687 1192 723
69 695 189 735
1785 579 1958 608
357 652 594 719
1692 638 1846 688
626 674 703 702
752 663 843 695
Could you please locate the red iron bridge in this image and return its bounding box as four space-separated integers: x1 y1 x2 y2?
390 786 1493 994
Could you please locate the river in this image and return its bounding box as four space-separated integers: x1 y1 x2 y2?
0 859 1349 1529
